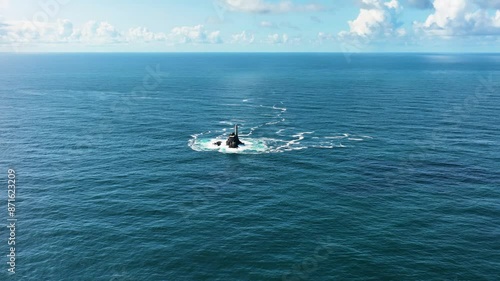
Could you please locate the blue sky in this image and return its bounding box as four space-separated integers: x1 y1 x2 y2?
0 0 499 52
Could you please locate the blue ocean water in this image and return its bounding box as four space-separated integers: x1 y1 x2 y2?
0 53 499 280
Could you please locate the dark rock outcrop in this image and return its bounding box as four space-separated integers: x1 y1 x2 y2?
226 133 243 148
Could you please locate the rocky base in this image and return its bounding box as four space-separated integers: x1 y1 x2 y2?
226 133 244 148
213 125 244 148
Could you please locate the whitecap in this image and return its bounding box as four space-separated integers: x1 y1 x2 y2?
324 134 348 139
189 137 270 154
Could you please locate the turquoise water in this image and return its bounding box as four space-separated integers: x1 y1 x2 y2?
0 53 499 280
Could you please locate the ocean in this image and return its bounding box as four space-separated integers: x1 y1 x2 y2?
0 53 499 280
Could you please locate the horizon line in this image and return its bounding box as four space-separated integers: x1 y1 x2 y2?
1 51 499 55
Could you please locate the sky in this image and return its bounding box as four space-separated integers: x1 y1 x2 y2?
0 0 499 52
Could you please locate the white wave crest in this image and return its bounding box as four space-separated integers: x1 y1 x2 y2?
188 102 371 154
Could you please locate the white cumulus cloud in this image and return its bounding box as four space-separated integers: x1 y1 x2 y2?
414 0 500 36
266 33 301 45
0 19 77 44
169 25 222 44
495 10 500 27
339 0 404 39
127 27 167 42
268 33 289 44
76 21 121 43
231 31 255 44
0 20 223 48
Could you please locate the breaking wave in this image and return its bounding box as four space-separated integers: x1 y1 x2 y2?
188 103 371 154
